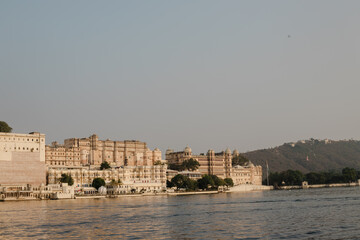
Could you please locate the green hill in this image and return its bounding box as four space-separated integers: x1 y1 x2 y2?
242 139 360 174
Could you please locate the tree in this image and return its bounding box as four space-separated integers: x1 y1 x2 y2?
224 178 234 187
60 174 74 186
109 179 122 186
0 121 12 133
168 163 185 171
100 161 111 170
92 178 105 190
166 180 174 188
154 160 163 165
342 167 357 183
281 170 304 186
211 175 226 186
171 174 198 191
232 154 249 166
197 175 215 189
182 158 200 171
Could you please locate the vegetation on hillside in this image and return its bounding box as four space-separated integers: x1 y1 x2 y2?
232 154 250 166
243 139 360 174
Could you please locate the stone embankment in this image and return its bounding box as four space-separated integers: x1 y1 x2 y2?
279 181 360 190
228 184 273 192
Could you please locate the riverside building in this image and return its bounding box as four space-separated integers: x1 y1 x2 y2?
46 134 162 167
46 134 167 192
166 147 262 185
0 132 46 186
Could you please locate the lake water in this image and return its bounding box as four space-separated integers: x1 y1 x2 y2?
1 187 360 239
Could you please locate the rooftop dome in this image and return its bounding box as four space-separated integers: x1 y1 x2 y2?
184 146 192 152
154 148 160 152
233 149 239 155
247 161 255 167
225 148 231 154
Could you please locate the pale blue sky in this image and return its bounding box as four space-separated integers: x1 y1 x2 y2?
1 1 360 154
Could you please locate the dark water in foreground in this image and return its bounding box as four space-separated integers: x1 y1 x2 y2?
1 187 360 239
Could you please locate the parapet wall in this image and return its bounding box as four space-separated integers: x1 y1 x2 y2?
0 152 46 186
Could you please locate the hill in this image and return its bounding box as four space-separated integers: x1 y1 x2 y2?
242 139 360 174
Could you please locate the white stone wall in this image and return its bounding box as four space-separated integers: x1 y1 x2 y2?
0 132 46 185
0 132 45 162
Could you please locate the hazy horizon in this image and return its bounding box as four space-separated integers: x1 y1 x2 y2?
1 1 360 154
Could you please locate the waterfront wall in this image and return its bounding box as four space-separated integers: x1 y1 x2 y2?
279 182 360 190
228 184 273 192
0 152 46 186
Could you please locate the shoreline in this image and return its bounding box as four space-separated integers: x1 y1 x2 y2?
278 182 360 190
5 182 358 202
0 185 271 201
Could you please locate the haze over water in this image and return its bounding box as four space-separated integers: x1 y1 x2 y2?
1 187 360 239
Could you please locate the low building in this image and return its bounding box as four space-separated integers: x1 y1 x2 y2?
231 163 262 185
0 132 46 186
47 164 167 193
0 184 53 201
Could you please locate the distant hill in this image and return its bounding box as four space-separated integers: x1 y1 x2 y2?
242 139 360 174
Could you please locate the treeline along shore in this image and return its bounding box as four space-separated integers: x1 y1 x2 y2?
266 167 360 189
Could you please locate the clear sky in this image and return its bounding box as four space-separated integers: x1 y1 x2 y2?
1 1 360 154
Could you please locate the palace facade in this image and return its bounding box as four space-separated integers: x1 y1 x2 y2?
46 134 162 167
46 134 167 191
166 147 262 185
0 132 46 185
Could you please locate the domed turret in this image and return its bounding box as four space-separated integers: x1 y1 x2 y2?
207 149 215 155
184 146 192 153
154 148 160 152
225 148 231 154
247 161 255 167
165 149 173 155
233 149 239 156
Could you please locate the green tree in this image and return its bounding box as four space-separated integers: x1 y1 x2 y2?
171 174 198 190
109 179 122 186
168 163 186 171
224 178 234 187
305 172 326 184
211 175 226 186
92 178 105 190
100 161 111 170
166 180 174 188
0 121 12 133
154 160 163 165
280 170 304 186
197 175 215 189
60 174 74 186
182 158 200 171
342 167 357 182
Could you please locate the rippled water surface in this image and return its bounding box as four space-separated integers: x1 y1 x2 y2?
1 187 360 239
